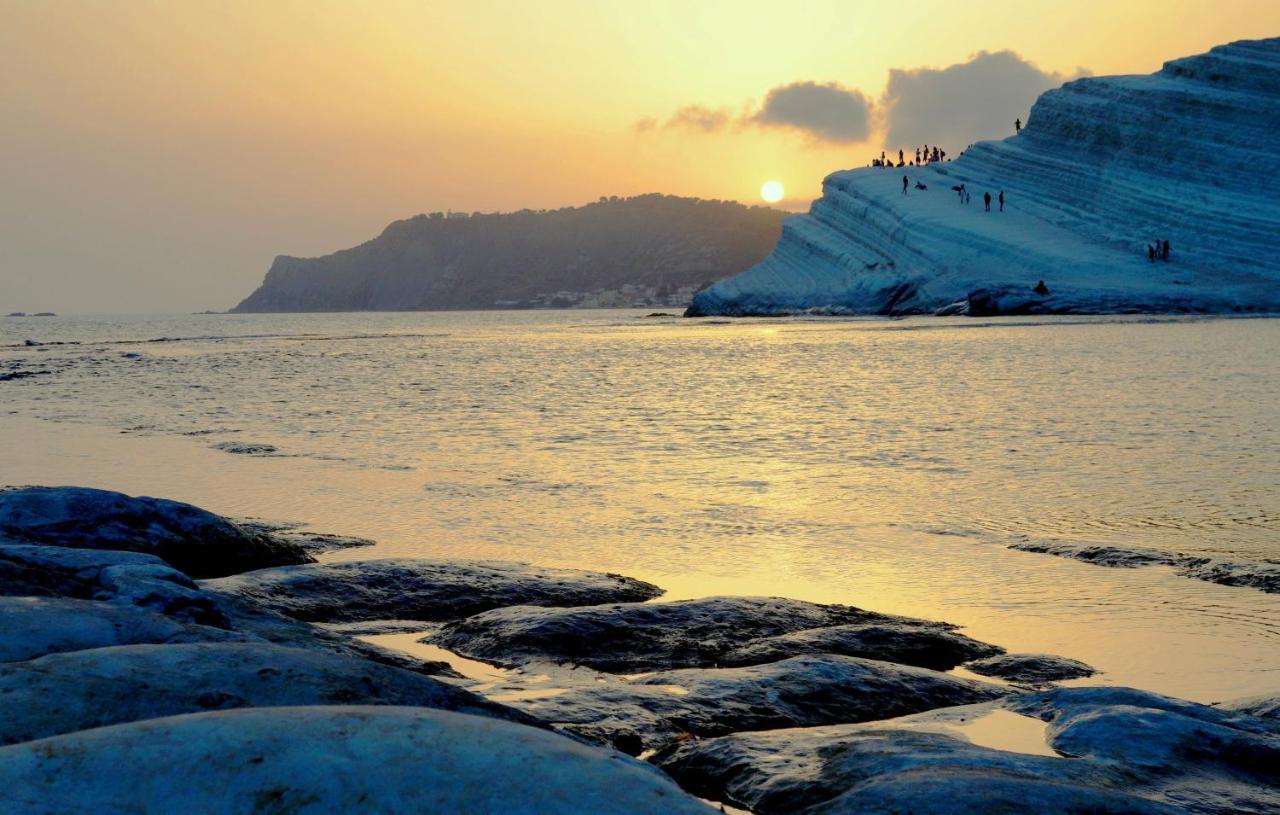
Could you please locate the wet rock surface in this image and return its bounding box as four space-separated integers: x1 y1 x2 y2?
1221 693 1280 720
435 596 981 672
0 641 529 746
0 707 720 815
500 655 1007 753
964 652 1096 685
0 540 457 678
0 595 244 662
0 486 312 578
657 687 1280 815
205 558 664 623
0 543 228 625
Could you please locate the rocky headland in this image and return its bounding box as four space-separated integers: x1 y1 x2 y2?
0 484 1276 813
233 194 787 313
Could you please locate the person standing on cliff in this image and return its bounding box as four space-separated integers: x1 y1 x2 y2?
1162 240 1171 261
903 175 909 195
984 192 991 211
999 191 1005 211
1015 118 1022 134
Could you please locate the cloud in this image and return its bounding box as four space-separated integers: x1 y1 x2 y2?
880 50 1086 151
663 104 735 133
642 82 871 144
749 81 872 143
637 52 1082 151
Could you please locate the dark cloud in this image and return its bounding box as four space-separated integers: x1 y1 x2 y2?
641 82 871 143
749 81 872 143
881 50 1085 151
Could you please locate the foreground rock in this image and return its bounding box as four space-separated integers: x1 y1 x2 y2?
205 558 663 623
0 642 529 746
0 486 312 578
0 707 719 815
501 655 1006 754
0 543 226 625
964 653 1095 685
0 548 458 677
0 596 242 662
656 687 1280 814
436 596 997 672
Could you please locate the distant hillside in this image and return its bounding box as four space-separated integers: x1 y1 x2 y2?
232 194 788 312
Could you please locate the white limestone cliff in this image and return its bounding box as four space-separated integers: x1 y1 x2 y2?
688 38 1280 316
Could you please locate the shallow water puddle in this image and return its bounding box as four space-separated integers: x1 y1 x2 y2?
358 632 509 684
946 665 1018 687
941 709 1058 757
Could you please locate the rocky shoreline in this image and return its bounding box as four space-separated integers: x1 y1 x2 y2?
1 485 1276 813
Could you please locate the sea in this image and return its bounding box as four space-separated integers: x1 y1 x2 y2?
2 310 1277 702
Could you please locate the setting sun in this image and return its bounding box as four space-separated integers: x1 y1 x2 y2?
761 180 785 203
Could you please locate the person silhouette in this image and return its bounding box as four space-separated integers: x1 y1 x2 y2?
984 192 991 211
1015 118 1022 134
1162 240 1170 261
903 175 909 195
999 191 1005 212
1033 280 1049 295
1148 244 1156 262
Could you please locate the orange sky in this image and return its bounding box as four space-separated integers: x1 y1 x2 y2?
3 1 1278 312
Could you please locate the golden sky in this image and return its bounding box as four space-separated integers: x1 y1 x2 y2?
3 1 1279 311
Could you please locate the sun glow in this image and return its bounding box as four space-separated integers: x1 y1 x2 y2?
761 180 785 203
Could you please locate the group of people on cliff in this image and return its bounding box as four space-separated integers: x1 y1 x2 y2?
871 144 947 168
870 118 1018 167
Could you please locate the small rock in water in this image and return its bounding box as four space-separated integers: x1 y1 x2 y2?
210 441 280 456
233 519 376 555
964 653 1096 685
0 370 50 381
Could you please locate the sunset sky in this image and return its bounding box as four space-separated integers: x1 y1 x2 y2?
4 1 1279 312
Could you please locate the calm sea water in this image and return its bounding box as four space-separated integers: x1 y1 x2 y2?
2 310 1277 701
